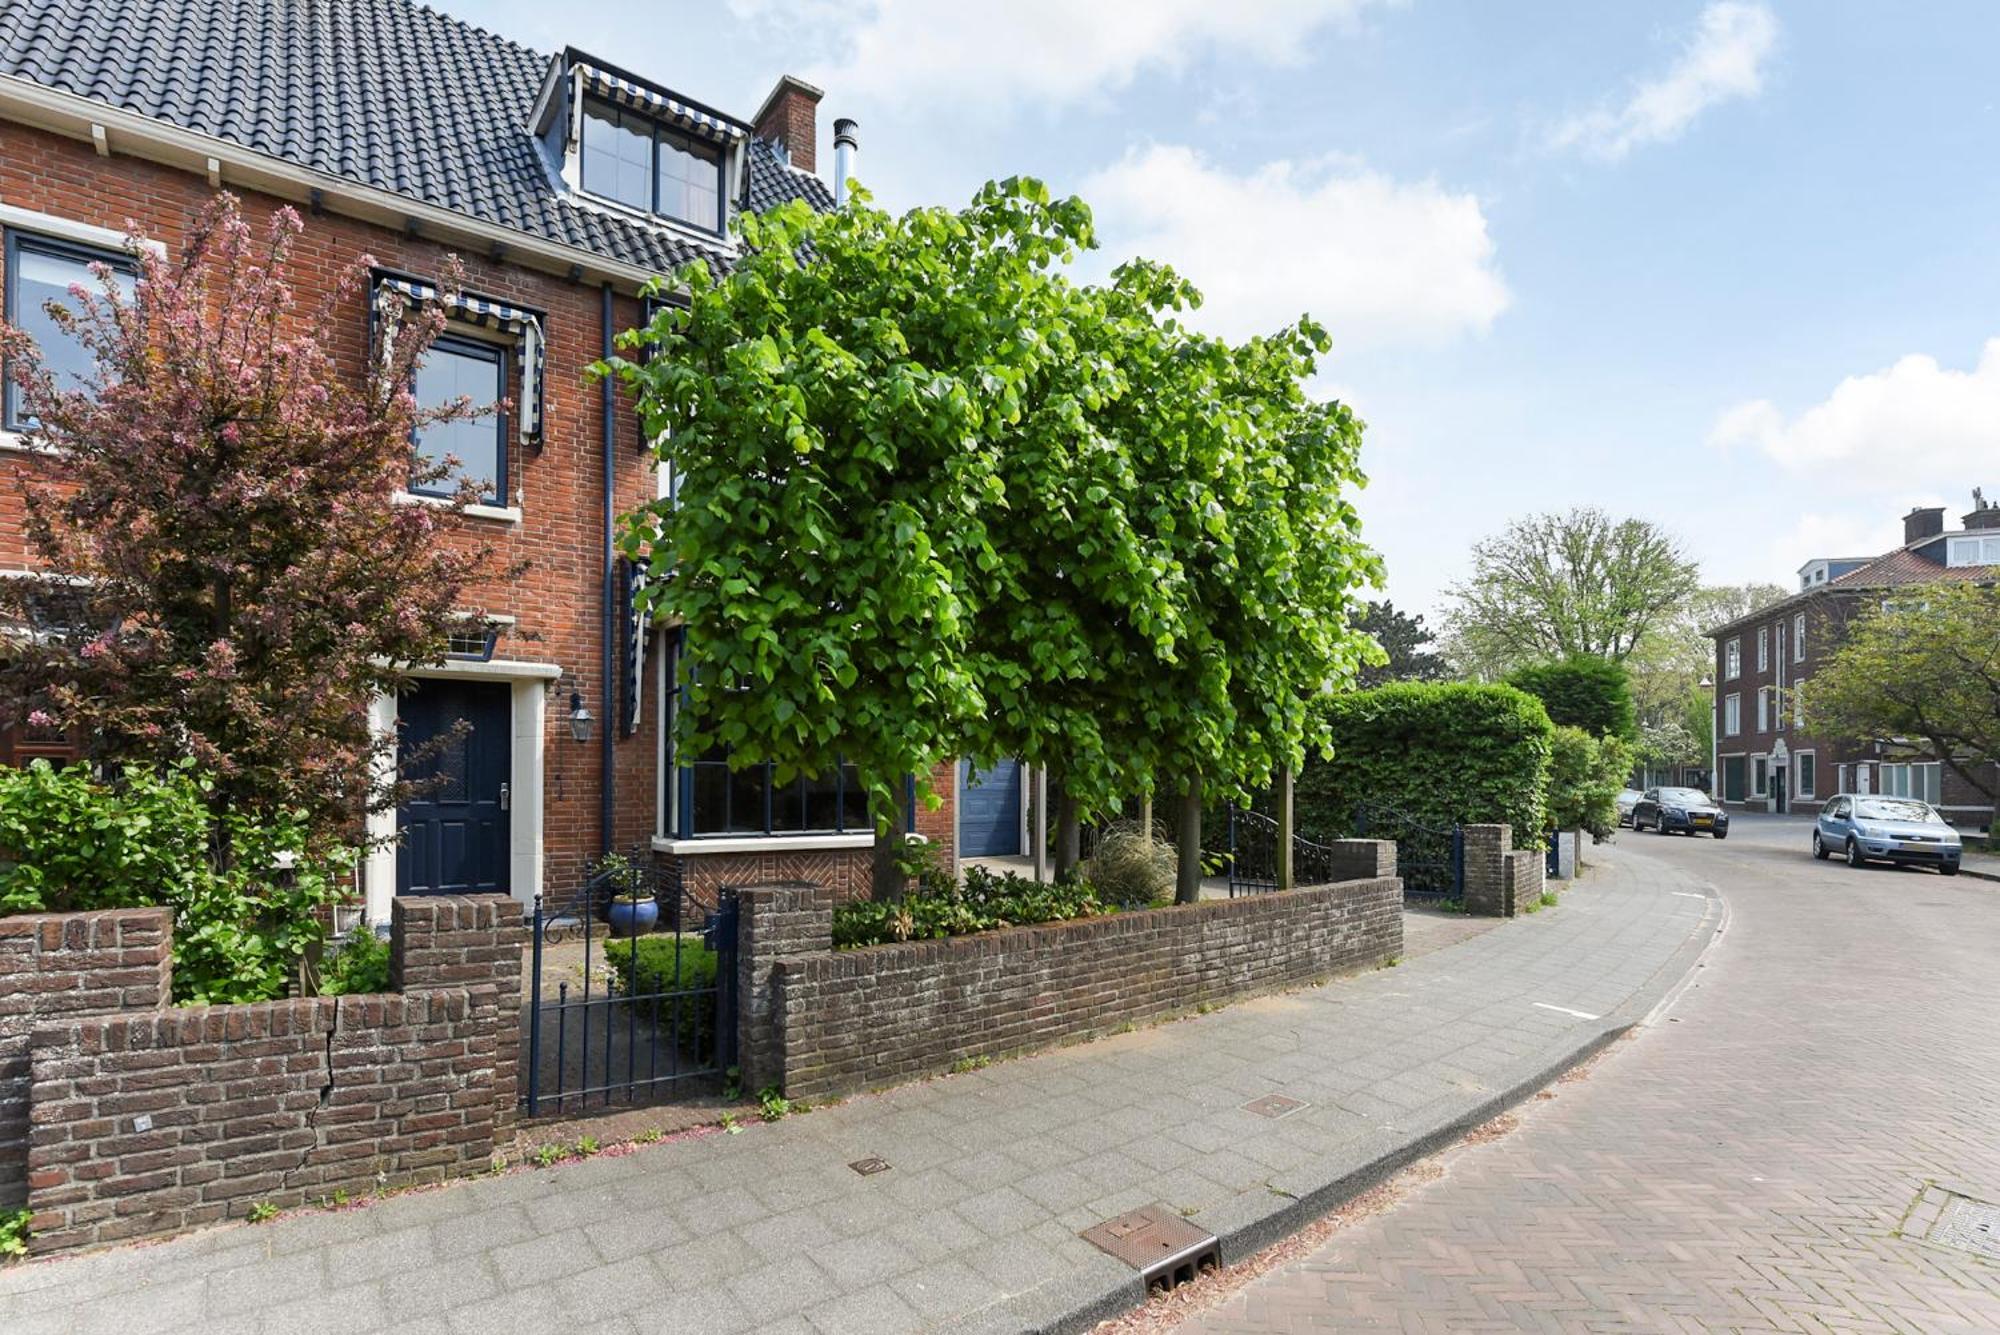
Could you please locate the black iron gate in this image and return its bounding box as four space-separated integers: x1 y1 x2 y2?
1350 803 1464 902
521 857 738 1117
1226 809 1347 897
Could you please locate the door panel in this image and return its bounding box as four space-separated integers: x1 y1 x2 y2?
960 759 1023 857
397 679 512 895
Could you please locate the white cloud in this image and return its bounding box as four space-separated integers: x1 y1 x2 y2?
732 0 1397 112
1709 339 2000 485
1550 2 1779 162
1766 512 1906 572
1080 145 1508 351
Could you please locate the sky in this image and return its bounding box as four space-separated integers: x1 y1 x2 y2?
469 0 2000 617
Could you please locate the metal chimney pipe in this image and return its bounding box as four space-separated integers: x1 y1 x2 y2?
833 117 859 206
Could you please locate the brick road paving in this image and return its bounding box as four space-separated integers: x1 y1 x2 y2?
0 852 1710 1335
1182 816 2000 1334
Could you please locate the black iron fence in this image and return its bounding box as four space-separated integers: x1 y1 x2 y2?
1225 809 1352 897
1350 803 1464 902
521 856 739 1118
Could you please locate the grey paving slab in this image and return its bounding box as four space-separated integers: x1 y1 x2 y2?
0 850 1712 1334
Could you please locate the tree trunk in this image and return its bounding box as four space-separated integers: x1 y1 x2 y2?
1175 777 1203 905
870 785 906 902
1053 781 1081 882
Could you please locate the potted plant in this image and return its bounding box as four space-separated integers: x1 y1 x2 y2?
591 852 658 938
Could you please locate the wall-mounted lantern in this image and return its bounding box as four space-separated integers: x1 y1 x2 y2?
568 691 596 744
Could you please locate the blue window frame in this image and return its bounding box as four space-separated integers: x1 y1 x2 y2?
3 230 137 431
411 333 508 505
661 633 869 837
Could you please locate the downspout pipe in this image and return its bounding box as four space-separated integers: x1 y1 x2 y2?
599 282 617 857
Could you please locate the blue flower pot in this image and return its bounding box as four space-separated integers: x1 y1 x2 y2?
605 898 659 938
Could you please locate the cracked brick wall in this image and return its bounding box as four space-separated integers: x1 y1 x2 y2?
762 866 1404 1102
8 895 523 1254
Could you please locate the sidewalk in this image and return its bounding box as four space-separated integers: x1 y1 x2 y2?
0 845 1718 1335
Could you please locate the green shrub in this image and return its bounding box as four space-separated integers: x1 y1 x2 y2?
1546 726 1634 842
1506 657 1636 740
0 760 351 1004
320 930 391 996
1080 822 1175 908
0 1206 29 1260
1299 682 1555 852
832 865 1103 948
601 935 722 1060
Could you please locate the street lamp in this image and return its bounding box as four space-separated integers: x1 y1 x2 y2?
567 691 596 744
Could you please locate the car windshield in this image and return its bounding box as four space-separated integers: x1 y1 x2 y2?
1658 788 1708 804
1854 798 1943 824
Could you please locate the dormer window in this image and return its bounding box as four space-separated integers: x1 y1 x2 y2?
581 98 723 233
1947 534 2000 567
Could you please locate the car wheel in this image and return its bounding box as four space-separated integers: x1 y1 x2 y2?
1846 837 1865 869
1941 864 1960 877
1813 832 1829 860
1656 818 1670 835
1712 829 1727 840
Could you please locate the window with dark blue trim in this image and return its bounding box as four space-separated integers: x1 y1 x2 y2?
3 231 137 431
581 97 724 235
411 334 507 505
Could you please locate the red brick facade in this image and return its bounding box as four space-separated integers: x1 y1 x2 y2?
0 110 963 912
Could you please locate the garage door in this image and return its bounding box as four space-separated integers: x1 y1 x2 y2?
961 759 1023 856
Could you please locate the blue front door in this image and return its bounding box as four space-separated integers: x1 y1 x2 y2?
397 679 512 895
961 759 1023 857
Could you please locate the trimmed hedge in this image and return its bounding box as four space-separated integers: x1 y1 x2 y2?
1299 682 1555 849
601 935 722 1061
1506 657 1636 740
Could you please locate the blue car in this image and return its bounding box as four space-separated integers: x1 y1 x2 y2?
1630 787 1729 838
1813 794 1962 874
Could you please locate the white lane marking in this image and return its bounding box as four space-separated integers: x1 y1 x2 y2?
1672 891 1706 899
1533 1002 1601 1020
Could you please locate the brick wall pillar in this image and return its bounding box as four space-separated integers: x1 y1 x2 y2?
734 883 833 1093
1461 824 1512 916
1505 849 1545 915
390 896 526 1127
0 909 170 1210
1322 839 1397 883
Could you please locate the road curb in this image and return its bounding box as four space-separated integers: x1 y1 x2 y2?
975 872 1728 1335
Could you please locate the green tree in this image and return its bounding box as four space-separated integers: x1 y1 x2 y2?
1546 725 1635 842
1507 657 1637 740
1443 508 1700 672
1804 584 2000 801
1355 600 1448 687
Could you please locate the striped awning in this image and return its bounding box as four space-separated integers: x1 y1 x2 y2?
372 277 545 448
574 61 745 142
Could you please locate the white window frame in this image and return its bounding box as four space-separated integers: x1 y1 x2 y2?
1723 693 1741 737
1752 754 1768 797
1757 627 1769 672
1756 687 1770 734
1796 750 1817 799
1792 612 1806 662
1724 638 1741 680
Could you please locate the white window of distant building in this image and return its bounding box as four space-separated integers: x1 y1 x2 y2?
1724 693 1741 736
1947 535 2000 567
1757 626 1769 672
1724 638 1741 679
1756 687 1770 733
1879 762 1942 805
1837 763 1849 794
1797 751 1817 799
1792 612 1806 661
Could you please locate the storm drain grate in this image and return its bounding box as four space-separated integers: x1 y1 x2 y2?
1081 1203 1219 1292
1243 1094 1308 1120
848 1157 891 1177
1904 1185 2000 1261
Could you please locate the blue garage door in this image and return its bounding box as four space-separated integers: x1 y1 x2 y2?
961 759 1023 857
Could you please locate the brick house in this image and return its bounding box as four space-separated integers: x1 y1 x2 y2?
0 0 954 922
1708 495 2000 829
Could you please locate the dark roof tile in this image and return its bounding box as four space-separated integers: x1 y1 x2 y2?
0 0 833 275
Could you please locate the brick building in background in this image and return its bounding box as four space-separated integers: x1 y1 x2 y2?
0 0 954 921
1709 494 2000 830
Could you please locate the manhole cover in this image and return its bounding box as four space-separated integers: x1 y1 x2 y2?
848 1157 891 1176
1905 1185 2000 1261
1243 1094 1307 1119
1934 1194 2000 1260
1080 1204 1218 1288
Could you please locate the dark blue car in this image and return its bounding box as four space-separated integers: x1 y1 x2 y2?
1631 786 1729 838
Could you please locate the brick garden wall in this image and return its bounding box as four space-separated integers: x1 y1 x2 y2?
741 866 1403 1101
2 896 523 1254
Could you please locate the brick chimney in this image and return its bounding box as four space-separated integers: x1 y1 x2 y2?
1903 505 1946 545
753 75 823 174
1964 488 2000 531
